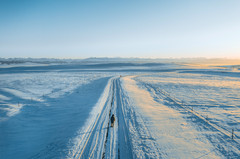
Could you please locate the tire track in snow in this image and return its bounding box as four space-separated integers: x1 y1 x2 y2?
102 78 115 159
102 77 133 159
115 79 134 159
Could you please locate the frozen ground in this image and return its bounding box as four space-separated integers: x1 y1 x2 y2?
0 61 240 158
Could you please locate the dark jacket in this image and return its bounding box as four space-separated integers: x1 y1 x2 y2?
111 115 115 123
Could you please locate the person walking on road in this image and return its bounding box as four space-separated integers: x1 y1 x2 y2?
111 114 115 127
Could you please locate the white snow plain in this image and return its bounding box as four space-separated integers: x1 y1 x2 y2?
0 62 240 158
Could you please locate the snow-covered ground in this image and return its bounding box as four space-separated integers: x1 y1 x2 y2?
0 62 240 158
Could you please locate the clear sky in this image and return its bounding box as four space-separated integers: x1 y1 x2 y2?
0 0 240 59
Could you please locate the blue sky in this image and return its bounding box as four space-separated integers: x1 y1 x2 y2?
0 0 240 58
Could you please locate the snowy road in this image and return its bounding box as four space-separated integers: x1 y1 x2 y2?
69 75 240 158
69 77 133 159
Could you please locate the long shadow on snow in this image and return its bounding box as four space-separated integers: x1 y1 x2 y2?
0 77 111 159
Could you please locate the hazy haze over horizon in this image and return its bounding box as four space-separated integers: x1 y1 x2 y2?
0 0 240 59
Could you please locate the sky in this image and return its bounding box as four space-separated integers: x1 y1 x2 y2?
0 0 240 59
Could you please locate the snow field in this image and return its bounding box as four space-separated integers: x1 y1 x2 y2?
132 72 240 158
120 76 224 158
1 62 240 158
0 72 111 120
134 72 240 139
